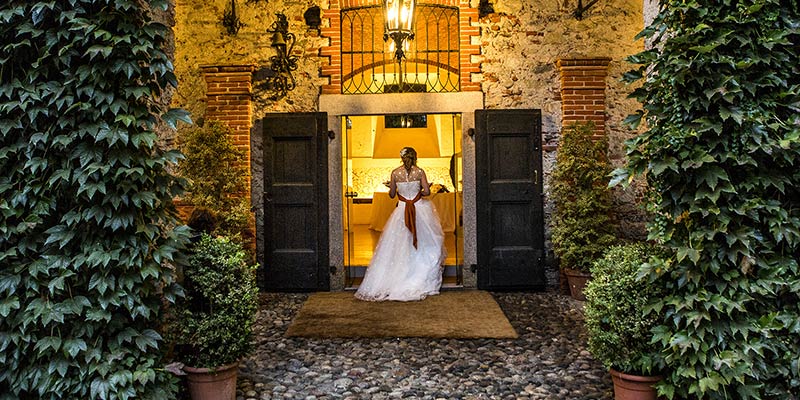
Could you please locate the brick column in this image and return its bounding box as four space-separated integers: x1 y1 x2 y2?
200 64 256 250
557 57 611 138
200 64 255 190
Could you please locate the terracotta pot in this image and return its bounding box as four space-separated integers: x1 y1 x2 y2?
609 368 662 400
184 362 239 400
563 268 591 301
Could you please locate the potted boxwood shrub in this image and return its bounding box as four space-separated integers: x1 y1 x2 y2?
177 120 253 243
584 243 666 400
173 233 259 400
549 122 617 300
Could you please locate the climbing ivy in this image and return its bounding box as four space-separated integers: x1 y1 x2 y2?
617 1 800 399
0 1 191 399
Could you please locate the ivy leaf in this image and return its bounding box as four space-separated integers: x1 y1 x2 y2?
85 45 112 60
133 329 160 352
0 296 20 317
90 378 111 400
34 336 62 355
63 338 87 358
676 246 700 264
161 108 191 130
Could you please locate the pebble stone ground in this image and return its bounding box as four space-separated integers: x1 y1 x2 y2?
235 291 614 400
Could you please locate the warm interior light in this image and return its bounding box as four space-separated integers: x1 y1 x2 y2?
405 1 414 30
385 0 415 32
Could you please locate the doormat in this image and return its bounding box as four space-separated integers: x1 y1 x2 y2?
285 290 518 339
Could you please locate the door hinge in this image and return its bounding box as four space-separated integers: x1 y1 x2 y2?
329 266 337 275
327 130 335 140
470 264 478 273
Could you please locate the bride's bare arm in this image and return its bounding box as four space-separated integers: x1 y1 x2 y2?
419 169 431 196
388 170 398 198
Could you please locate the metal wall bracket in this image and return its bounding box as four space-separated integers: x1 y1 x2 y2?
574 0 600 20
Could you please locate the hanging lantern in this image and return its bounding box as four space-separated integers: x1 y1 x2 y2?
383 0 416 62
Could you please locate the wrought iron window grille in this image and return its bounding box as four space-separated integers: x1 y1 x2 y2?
340 4 460 94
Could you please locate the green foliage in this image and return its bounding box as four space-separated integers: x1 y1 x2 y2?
618 1 800 398
177 120 251 240
172 234 259 368
585 243 666 375
550 122 617 272
0 0 191 398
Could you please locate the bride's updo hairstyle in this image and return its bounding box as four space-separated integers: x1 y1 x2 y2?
400 147 417 169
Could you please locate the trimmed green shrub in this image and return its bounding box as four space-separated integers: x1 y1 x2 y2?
618 2 800 399
550 122 617 272
177 120 251 241
172 234 259 368
0 0 191 398
585 243 666 375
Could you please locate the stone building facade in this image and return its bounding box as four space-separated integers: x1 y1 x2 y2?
171 0 654 290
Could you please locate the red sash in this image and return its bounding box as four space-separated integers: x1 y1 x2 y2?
398 192 422 248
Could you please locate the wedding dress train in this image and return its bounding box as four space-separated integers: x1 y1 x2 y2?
355 180 446 301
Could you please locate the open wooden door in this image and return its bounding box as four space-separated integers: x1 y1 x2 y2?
261 113 329 291
475 109 545 290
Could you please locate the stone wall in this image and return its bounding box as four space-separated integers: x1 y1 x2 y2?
477 0 649 257
172 0 651 289
173 0 327 117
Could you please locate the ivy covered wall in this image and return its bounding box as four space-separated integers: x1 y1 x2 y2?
0 0 190 397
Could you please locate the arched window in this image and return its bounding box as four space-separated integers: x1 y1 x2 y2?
341 4 460 94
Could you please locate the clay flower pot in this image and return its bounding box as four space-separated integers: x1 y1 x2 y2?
564 268 592 301
609 368 662 400
184 362 239 400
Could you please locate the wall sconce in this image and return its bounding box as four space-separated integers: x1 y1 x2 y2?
573 0 599 20
304 6 321 30
478 0 494 18
221 0 245 35
267 13 298 99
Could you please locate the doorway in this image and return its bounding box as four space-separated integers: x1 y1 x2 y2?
342 113 464 288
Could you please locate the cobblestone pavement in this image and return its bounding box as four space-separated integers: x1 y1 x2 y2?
236 291 613 400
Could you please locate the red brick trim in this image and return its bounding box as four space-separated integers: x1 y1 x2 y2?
459 5 481 92
557 57 611 137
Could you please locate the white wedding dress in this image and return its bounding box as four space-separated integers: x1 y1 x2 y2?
355 180 447 301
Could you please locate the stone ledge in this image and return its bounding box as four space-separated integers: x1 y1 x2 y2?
556 58 612 68
200 64 257 74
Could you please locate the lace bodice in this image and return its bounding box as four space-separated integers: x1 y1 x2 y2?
396 181 421 199
392 166 424 182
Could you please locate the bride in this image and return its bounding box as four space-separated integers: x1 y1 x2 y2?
355 147 447 302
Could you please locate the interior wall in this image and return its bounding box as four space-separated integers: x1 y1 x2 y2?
349 158 453 198
346 114 461 197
